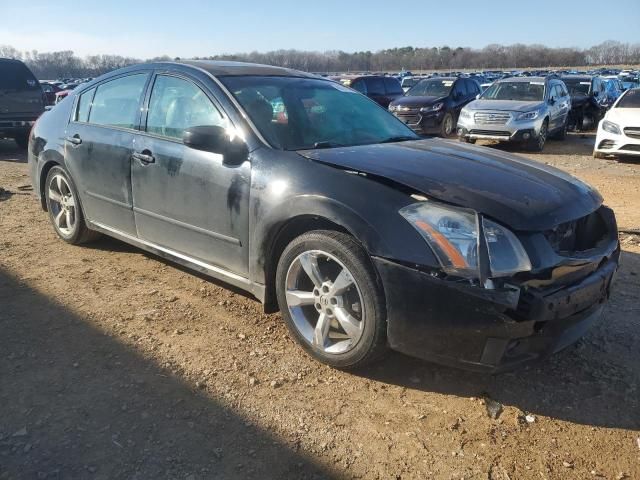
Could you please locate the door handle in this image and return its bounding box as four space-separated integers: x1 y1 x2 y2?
65 135 82 145
132 151 155 165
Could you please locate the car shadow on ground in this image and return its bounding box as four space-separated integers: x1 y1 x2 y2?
353 248 640 431
0 266 336 479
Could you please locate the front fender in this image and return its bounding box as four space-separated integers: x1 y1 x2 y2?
250 194 391 285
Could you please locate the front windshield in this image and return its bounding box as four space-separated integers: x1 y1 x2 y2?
562 79 591 95
616 89 640 108
220 76 418 150
481 81 545 101
406 79 454 97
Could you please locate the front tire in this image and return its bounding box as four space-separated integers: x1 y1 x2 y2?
44 165 100 245
440 112 454 138
529 119 548 151
275 230 387 369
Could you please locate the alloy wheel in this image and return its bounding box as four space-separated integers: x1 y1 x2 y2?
443 115 453 136
538 122 547 149
48 174 77 236
284 250 365 354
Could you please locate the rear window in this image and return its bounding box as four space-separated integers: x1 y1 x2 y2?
0 61 39 90
365 77 385 96
88 74 148 130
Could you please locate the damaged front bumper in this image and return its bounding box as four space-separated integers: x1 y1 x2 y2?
373 247 619 373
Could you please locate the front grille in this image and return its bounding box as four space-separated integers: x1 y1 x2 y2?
469 129 511 137
623 127 640 139
544 209 608 254
474 112 511 125
621 144 640 152
395 113 420 124
598 139 616 149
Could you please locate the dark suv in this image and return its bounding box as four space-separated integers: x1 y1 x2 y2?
388 77 480 137
338 75 403 108
0 58 45 148
560 75 609 130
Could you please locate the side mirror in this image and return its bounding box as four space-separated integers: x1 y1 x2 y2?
475 94 481 100
593 91 599 97
548 97 556 105
183 125 248 164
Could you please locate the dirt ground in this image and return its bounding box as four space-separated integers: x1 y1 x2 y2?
1 134 639 480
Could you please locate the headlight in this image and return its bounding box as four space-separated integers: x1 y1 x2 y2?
421 102 444 113
388 105 397 112
602 120 621 135
515 110 540 121
400 201 531 280
459 109 472 119
482 218 532 277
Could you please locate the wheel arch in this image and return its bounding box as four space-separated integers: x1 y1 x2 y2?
39 159 62 211
256 197 390 314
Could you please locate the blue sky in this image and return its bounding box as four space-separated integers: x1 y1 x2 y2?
1 0 638 58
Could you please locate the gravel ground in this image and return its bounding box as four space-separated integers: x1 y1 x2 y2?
1 135 639 480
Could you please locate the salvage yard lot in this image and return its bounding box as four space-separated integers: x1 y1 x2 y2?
1 136 639 479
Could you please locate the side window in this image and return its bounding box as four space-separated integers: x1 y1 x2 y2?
75 88 95 122
383 77 403 95
453 80 467 98
559 83 568 97
468 80 479 96
365 77 385 96
146 75 225 140
88 74 148 129
350 79 367 94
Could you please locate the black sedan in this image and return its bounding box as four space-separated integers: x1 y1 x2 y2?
389 77 481 137
28 61 619 372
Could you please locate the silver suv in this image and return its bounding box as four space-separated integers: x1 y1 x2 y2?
457 77 571 151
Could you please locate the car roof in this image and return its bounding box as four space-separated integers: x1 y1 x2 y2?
177 60 318 78
422 76 458 81
560 75 594 81
497 76 547 83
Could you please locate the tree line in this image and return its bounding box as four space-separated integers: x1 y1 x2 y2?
1 41 638 79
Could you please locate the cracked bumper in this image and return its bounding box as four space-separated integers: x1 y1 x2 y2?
373 251 619 373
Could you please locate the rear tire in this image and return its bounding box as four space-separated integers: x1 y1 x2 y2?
14 133 29 150
553 120 568 140
44 165 101 245
275 230 387 369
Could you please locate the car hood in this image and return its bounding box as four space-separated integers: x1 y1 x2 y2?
605 108 640 125
466 99 545 113
391 96 446 107
299 138 602 231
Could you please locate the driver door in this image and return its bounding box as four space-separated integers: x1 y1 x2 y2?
131 72 250 276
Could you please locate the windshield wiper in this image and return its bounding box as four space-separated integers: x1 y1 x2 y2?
379 135 418 144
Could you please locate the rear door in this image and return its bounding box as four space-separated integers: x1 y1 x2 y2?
131 72 250 276
0 60 44 118
450 80 468 116
64 73 150 235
